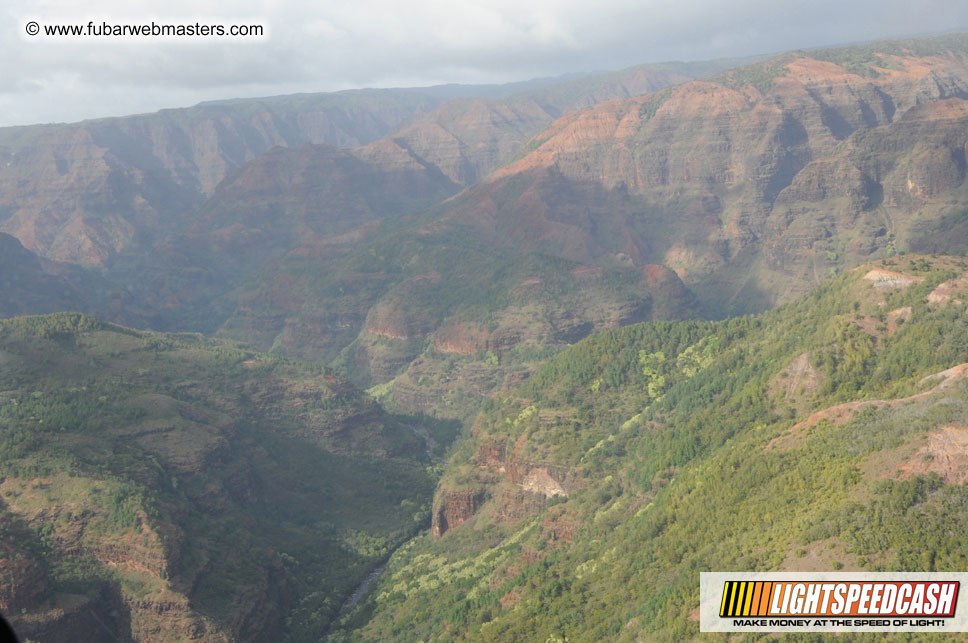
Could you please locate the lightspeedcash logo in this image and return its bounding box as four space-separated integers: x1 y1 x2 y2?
700 572 968 633
719 580 958 618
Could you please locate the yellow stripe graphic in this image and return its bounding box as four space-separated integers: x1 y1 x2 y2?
719 580 782 617
722 580 783 617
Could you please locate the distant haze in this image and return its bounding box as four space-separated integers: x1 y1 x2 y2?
3 0 968 127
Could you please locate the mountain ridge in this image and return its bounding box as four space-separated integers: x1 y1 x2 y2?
0 58 744 268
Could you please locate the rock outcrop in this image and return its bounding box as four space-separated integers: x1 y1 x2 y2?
429 432 572 538
431 489 488 538
898 425 968 484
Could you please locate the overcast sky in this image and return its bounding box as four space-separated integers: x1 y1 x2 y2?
3 0 968 127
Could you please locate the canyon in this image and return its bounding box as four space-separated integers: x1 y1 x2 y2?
3 34 968 640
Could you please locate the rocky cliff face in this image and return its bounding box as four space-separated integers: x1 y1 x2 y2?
385 99 554 187
431 488 488 538
0 90 446 266
0 62 705 271
360 64 702 189
466 42 968 311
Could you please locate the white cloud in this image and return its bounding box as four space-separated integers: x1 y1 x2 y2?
1 0 967 126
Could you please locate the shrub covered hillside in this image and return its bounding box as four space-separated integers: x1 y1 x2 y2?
333 255 968 641
0 313 449 641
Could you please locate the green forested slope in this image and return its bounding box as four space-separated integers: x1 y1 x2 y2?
333 255 968 641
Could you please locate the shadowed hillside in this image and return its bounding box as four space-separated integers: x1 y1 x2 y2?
0 313 452 640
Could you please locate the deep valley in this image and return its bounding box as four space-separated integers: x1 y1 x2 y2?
3 32 968 641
